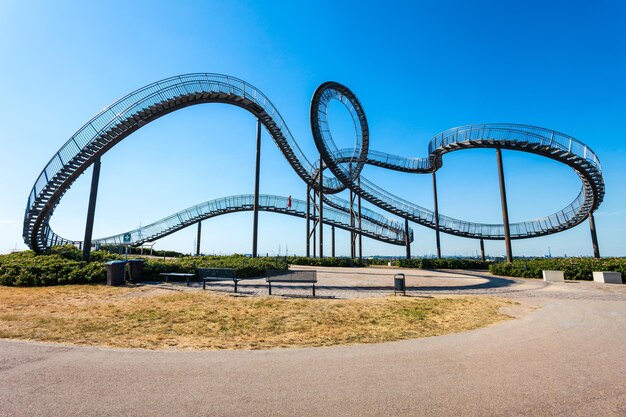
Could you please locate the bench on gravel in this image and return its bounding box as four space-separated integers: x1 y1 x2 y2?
199 268 241 293
266 270 317 297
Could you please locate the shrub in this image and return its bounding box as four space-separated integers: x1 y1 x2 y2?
288 257 363 267
137 255 286 281
0 252 285 286
397 258 490 270
98 245 186 258
489 258 626 281
0 250 107 286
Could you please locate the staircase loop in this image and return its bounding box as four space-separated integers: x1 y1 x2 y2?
23 74 604 252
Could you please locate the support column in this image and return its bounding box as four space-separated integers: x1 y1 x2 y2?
405 218 411 259
252 119 262 258
432 171 441 259
350 190 356 259
306 186 311 257
196 221 202 256
589 213 600 258
312 192 316 258
331 226 335 258
480 238 485 262
319 158 324 258
496 148 513 263
358 193 362 262
82 156 101 262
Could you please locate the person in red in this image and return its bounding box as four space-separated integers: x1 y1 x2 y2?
287 195 292 209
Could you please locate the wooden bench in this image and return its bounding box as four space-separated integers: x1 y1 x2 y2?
199 268 241 292
266 270 317 297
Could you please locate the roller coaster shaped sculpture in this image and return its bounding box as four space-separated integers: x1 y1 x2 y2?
23 74 604 258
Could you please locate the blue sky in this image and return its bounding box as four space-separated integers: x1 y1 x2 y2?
1 0 625 257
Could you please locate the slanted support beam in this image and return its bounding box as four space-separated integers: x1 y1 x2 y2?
196 221 202 256
480 238 485 262
82 156 101 262
405 218 411 259
496 148 513 263
589 213 600 258
432 171 441 259
252 119 262 258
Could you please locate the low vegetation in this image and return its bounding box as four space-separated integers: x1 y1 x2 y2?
490 257 626 281
99 244 186 258
288 256 490 269
0 285 512 350
288 256 363 267
141 255 285 280
0 246 285 286
396 258 490 270
0 249 110 286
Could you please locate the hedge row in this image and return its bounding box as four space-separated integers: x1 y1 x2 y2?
288 257 364 267
0 250 107 286
7 246 622 286
98 245 186 258
489 258 626 281
396 258 490 270
288 256 489 269
0 247 286 286
140 255 284 281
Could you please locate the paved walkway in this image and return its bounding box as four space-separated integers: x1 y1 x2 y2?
1 267 625 416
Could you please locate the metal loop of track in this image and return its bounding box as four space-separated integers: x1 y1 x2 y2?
23 74 604 252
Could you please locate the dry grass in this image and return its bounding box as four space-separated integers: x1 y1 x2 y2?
0 285 513 350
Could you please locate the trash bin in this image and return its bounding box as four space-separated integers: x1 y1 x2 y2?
127 259 144 282
394 273 406 296
106 260 127 286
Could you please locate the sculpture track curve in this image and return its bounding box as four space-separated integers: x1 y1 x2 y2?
23 74 604 252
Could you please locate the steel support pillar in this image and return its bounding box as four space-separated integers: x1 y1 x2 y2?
589 213 600 258
496 148 513 263
196 221 202 256
480 238 485 262
82 156 101 262
252 119 262 258
306 186 311 257
358 193 362 262
312 191 316 258
319 157 324 258
405 218 411 259
331 225 335 257
432 171 441 259
350 190 356 259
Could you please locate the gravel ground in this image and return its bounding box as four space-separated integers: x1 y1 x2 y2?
156 265 626 302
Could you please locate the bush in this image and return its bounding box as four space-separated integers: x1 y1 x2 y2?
98 245 186 258
288 257 363 267
0 251 286 286
136 255 287 281
489 258 626 281
397 258 490 270
287 256 488 269
0 249 107 286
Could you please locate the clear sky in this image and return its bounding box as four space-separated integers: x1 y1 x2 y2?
1 0 625 257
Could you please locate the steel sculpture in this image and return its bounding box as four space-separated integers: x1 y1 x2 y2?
23 74 604 259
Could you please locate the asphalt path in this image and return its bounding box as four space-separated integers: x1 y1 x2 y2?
1 270 625 416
